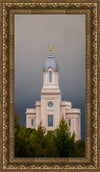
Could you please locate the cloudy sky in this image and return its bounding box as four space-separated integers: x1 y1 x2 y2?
15 14 86 139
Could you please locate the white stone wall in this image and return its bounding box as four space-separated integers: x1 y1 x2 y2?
36 101 41 129
26 113 36 129
43 68 59 89
41 94 61 131
60 101 72 119
66 109 81 140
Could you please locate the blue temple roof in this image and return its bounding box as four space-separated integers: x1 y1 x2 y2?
43 54 59 71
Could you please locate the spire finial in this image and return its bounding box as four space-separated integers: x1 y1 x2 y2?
48 45 52 54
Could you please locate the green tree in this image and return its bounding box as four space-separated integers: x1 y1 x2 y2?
54 117 76 157
29 122 46 157
15 125 28 157
15 111 20 135
42 131 58 157
75 139 85 157
15 112 34 157
25 128 36 156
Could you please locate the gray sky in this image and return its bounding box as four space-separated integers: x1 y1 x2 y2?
15 14 86 139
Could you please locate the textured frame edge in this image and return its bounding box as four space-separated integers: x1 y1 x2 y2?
1 1 98 171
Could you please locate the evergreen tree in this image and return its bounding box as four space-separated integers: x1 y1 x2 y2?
55 117 73 157
29 122 46 157
43 131 58 157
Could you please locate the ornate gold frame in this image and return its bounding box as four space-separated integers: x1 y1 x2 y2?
0 0 100 171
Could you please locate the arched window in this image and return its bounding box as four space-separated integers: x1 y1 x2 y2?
48 115 53 127
49 71 52 82
68 119 71 126
31 119 34 126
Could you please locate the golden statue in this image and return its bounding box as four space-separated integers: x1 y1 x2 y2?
49 45 52 54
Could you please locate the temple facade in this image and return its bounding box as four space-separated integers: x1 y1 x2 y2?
25 46 81 140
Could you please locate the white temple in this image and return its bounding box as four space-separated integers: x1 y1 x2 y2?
25 46 81 140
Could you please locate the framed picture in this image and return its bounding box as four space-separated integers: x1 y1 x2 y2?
0 0 100 171
15 13 85 157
